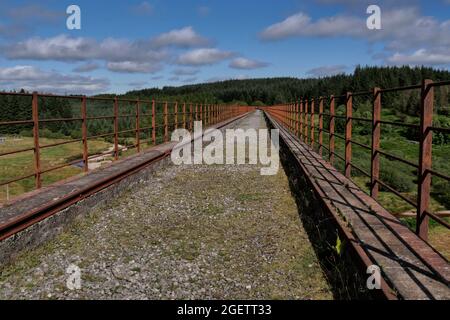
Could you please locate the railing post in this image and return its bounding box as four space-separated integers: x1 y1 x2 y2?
371 88 381 199
304 99 309 145
152 100 156 145
311 99 315 149
190 103 193 130
345 92 352 178
319 97 324 157
174 101 178 130
183 102 186 129
329 95 335 165
200 103 203 123
164 101 168 142
32 92 41 189
136 98 140 153
114 96 119 160
81 96 88 172
195 103 198 122
417 79 434 241
300 99 303 141
296 101 299 136
290 103 293 131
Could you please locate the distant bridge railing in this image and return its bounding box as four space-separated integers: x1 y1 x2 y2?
0 91 250 201
261 79 450 244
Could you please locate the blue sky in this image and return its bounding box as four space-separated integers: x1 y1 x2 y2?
0 0 449 94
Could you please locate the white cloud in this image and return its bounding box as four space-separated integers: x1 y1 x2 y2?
260 7 450 67
3 34 168 63
260 13 312 40
387 49 450 66
107 61 162 73
151 26 210 48
260 11 368 40
177 48 234 66
73 62 100 73
229 57 269 69
0 65 109 94
306 65 348 77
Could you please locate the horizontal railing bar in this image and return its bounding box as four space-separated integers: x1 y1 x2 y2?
379 120 419 129
351 117 372 123
0 172 36 187
350 139 371 150
378 149 419 169
0 146 35 157
427 168 450 182
350 91 372 97
40 139 83 149
86 132 115 139
375 178 417 207
38 117 83 123
428 80 450 87
380 84 422 93
350 163 371 178
0 120 33 126
425 210 450 229
430 126 450 134
86 116 115 120
40 158 83 175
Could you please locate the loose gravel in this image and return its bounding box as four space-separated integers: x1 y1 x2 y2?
0 111 332 300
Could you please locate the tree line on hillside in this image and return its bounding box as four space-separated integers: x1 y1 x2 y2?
1 65 449 138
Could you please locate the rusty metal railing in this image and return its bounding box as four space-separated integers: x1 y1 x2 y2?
0 91 250 201
262 79 450 243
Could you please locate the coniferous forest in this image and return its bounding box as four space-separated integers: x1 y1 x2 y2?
2 65 450 136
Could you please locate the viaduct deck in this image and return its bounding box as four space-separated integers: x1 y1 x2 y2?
265 112 450 300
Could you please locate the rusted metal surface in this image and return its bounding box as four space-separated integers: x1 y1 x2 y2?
259 79 450 253
264 111 450 300
318 97 324 157
32 92 41 189
136 99 141 153
310 99 315 150
371 88 381 199
81 96 88 172
152 100 156 145
417 79 434 241
345 92 352 178
0 91 249 202
329 95 335 165
114 97 119 160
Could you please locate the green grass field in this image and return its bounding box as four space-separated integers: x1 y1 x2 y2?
0 137 113 201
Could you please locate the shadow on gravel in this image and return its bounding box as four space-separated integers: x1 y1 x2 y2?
263 114 373 300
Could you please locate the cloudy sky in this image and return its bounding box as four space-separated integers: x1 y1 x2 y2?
0 0 449 94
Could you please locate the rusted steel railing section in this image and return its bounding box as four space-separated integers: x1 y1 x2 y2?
261 79 450 244
0 92 249 200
